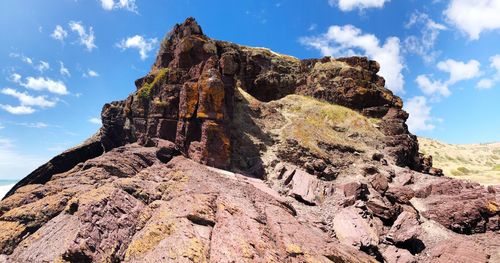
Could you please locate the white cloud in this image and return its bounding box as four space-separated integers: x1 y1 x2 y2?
51 25 68 42
329 0 390 11
308 24 317 31
477 78 493 89
436 59 481 84
20 77 68 95
60 61 70 77
476 54 500 89
404 12 446 63
117 35 158 60
415 75 450 97
445 0 500 40
36 61 50 73
83 69 99 78
1 88 57 108
416 59 481 97
0 105 35 115
88 117 101 125
490 54 500 72
69 21 96 51
9 53 33 64
404 96 435 133
0 137 47 180
100 0 138 13
17 122 49 128
10 73 21 83
300 24 405 93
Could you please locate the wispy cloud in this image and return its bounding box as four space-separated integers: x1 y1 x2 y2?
116 35 158 60
69 21 97 51
300 24 405 93
16 122 50 129
100 0 138 13
35 61 50 73
477 54 500 90
51 25 68 42
328 0 390 11
416 59 481 98
83 69 99 78
88 117 101 125
404 11 446 63
60 61 70 77
9 53 33 64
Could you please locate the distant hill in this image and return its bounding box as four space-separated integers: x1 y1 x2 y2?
418 137 500 185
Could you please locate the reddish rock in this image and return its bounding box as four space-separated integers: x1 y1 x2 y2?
1 17 498 263
393 171 414 186
386 211 422 245
416 179 499 234
428 239 489 263
366 196 401 223
0 146 376 263
370 173 389 194
287 169 326 205
332 207 379 249
382 246 417 263
385 186 415 204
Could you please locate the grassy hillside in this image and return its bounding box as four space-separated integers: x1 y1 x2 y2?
418 137 500 185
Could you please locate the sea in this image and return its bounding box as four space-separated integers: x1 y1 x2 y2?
0 180 18 199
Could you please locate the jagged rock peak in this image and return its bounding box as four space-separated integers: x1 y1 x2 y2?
1 18 498 263
154 17 207 69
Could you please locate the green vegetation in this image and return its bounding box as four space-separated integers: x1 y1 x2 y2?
280 95 383 156
493 164 500 171
139 68 169 100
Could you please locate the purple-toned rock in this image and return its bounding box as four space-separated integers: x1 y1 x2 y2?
382 246 417 263
370 173 389 194
385 186 415 204
332 207 379 249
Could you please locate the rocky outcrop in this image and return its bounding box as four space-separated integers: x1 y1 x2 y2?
6 17 426 199
1 18 498 263
0 143 374 262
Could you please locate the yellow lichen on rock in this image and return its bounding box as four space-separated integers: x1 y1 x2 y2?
286 243 303 256
124 206 176 260
487 201 498 213
0 221 26 253
196 69 225 120
182 238 208 263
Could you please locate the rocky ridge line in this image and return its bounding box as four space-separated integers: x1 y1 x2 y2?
0 18 498 263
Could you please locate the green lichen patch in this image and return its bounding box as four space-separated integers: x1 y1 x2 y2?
139 67 170 100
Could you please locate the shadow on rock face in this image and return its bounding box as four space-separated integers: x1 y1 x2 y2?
397 238 426 255
229 89 274 178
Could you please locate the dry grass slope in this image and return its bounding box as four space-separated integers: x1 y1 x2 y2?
418 137 500 185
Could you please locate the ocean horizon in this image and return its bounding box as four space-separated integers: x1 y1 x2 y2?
0 180 18 199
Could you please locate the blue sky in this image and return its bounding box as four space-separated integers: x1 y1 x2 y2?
0 0 499 179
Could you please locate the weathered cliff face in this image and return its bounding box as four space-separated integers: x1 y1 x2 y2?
6 17 423 199
1 18 498 263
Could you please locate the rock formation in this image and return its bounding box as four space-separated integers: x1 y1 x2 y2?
0 18 498 263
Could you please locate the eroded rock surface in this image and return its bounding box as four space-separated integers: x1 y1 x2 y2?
1 18 498 263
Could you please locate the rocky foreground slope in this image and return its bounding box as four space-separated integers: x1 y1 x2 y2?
0 18 498 263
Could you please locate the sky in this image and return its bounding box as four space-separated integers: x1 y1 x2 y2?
0 0 499 179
